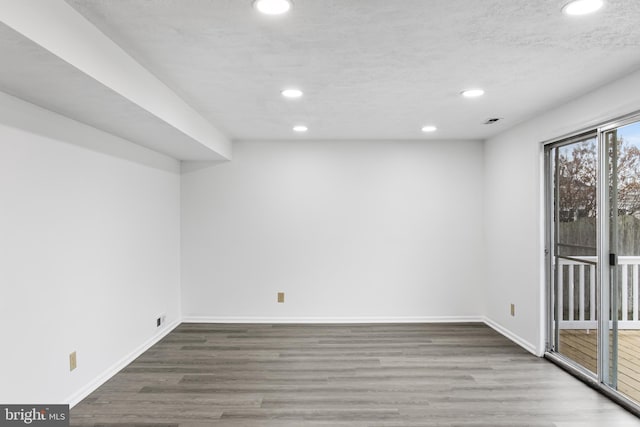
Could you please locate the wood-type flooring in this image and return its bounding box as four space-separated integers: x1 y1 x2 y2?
71 323 640 426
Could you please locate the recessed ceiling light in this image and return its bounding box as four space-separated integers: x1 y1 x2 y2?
281 88 303 98
562 0 604 15
461 89 485 98
421 125 437 133
293 125 308 132
253 0 292 15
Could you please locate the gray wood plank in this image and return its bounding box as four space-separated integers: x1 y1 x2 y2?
70 323 640 426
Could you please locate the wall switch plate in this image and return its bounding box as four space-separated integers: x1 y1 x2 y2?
510 304 515 317
69 351 77 371
277 292 285 303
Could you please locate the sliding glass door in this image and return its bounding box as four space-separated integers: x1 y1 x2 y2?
604 119 640 403
547 132 599 373
546 114 640 408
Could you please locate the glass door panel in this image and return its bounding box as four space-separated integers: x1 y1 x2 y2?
546 115 640 411
549 134 599 373
605 120 640 404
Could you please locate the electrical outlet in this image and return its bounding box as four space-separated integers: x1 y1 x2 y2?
277 292 285 303
156 313 167 328
69 351 77 371
510 304 515 317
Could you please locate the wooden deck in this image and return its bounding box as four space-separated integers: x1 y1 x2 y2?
560 329 640 403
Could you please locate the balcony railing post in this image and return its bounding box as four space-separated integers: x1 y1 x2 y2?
634 264 639 322
557 256 640 329
569 266 575 321
579 264 585 321
622 265 629 322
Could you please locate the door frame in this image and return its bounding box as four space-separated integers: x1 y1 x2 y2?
543 110 640 415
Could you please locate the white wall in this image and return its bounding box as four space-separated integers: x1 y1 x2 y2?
484 68 640 355
0 92 182 404
7 63 638 408
181 139 484 321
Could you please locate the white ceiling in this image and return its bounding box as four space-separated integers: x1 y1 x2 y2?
2 0 640 158
0 22 223 159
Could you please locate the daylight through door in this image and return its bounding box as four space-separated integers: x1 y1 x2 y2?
547 132 599 374
546 115 640 409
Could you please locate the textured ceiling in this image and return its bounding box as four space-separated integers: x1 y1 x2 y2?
63 0 640 141
3 0 640 154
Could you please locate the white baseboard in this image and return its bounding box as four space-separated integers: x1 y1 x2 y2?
65 316 539 408
182 316 484 324
65 319 180 408
482 316 541 356
184 316 540 356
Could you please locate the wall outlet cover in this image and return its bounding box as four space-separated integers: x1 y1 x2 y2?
69 351 77 371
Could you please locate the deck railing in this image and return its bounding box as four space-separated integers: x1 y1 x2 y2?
557 256 640 329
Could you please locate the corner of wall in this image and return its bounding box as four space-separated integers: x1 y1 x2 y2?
65 320 181 408
483 317 542 357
